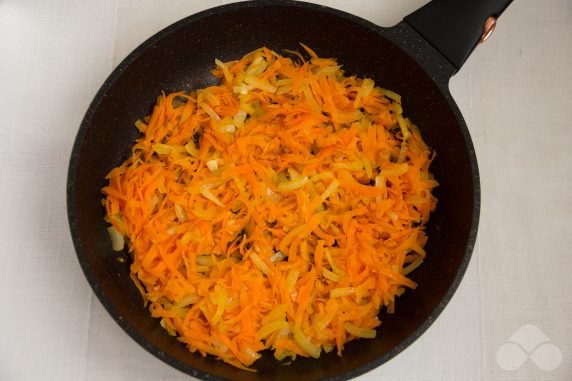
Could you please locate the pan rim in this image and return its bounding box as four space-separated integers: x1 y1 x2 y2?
66 1 480 380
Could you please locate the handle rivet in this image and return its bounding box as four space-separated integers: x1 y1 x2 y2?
480 16 497 43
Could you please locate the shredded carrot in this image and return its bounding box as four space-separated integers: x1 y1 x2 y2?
102 46 438 370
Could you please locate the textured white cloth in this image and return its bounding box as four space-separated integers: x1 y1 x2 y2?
0 0 570 380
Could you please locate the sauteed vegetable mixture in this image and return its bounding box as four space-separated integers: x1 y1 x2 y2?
103 45 437 370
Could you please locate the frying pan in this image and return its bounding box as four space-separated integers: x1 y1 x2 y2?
67 0 513 379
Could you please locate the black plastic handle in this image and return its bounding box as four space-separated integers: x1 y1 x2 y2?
404 0 513 71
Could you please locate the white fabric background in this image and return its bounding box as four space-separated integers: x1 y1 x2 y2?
0 0 570 380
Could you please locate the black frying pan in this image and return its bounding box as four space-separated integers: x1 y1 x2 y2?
67 0 512 379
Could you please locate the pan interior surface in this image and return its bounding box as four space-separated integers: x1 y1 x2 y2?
68 2 478 380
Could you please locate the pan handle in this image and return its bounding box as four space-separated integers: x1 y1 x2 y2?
404 0 513 71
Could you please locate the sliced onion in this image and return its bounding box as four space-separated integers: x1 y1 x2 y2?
107 226 124 251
